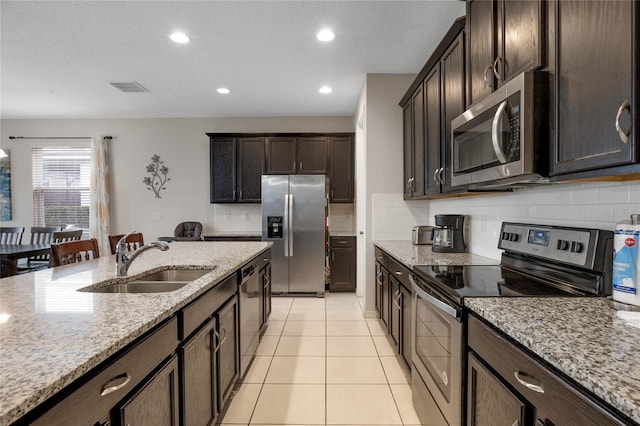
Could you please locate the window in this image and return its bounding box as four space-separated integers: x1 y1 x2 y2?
32 146 91 230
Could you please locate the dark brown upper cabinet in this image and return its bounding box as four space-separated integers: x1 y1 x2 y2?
266 136 329 175
209 136 264 203
210 138 236 203
466 0 544 107
329 136 354 203
550 0 638 177
403 84 426 199
265 137 297 174
400 18 465 199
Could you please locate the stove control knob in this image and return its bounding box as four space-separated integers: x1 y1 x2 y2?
502 232 510 241
571 242 584 253
509 233 519 242
557 239 570 251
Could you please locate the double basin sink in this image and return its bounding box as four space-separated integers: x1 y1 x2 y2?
80 268 215 294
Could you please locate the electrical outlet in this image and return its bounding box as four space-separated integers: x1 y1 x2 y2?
243 212 249 220
226 213 232 221
153 212 162 221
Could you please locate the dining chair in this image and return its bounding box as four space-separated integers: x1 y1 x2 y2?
18 226 63 271
109 233 145 255
0 227 25 245
51 238 100 266
52 229 84 243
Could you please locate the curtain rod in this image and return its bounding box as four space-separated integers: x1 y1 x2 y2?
8 136 112 140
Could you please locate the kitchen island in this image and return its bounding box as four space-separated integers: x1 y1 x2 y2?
0 241 271 426
466 297 640 424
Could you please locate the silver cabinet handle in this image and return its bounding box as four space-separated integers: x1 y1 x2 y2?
483 64 493 86
213 328 223 353
219 325 228 347
377 271 383 285
433 168 439 184
512 421 519 426
491 100 509 163
493 56 503 82
615 100 631 144
394 271 403 276
100 373 131 396
514 370 544 393
406 178 412 190
338 240 348 244
438 168 444 185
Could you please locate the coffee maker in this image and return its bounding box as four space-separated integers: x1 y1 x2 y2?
432 214 467 253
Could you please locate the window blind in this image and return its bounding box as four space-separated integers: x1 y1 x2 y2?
32 147 91 230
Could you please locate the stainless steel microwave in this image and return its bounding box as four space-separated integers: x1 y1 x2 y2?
450 71 548 188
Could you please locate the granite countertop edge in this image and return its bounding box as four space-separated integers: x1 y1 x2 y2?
0 242 272 426
373 240 499 267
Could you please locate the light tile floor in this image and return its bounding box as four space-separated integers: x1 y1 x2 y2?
218 292 421 425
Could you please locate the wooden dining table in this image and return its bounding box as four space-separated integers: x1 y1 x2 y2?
0 244 52 278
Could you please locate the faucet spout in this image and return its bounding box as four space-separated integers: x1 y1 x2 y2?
116 232 170 276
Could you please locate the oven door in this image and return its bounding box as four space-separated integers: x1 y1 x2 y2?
410 275 462 426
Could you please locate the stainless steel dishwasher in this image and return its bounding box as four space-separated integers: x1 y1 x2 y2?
239 261 260 377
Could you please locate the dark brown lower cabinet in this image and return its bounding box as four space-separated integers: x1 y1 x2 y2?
329 236 356 292
181 317 218 426
467 352 525 426
118 356 179 426
216 296 239 412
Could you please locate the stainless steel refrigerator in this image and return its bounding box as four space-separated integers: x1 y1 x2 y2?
261 175 327 296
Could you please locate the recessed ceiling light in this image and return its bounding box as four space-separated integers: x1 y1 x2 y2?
170 32 190 44
319 86 332 94
317 29 335 42
217 88 230 94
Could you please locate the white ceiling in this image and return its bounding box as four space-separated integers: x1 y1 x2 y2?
1 1 465 119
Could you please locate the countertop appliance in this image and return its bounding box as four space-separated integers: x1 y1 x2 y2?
261 175 327 296
450 71 548 188
432 214 467 253
409 222 613 426
412 226 435 245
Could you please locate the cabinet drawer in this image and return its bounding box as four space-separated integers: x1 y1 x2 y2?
181 274 237 340
331 236 355 248
468 316 625 425
387 257 411 289
32 317 178 426
374 247 389 269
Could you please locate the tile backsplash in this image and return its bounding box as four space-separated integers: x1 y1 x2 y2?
329 203 355 233
208 204 262 233
372 193 431 240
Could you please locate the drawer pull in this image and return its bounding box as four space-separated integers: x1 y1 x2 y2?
100 373 131 396
394 271 403 276
514 370 544 393
338 240 348 244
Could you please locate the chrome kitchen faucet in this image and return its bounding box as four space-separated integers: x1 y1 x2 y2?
116 231 169 276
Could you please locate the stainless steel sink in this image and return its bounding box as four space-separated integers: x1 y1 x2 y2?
90 281 189 293
81 268 215 293
131 269 213 283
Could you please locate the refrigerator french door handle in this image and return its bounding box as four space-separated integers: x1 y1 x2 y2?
283 194 290 257
289 193 294 256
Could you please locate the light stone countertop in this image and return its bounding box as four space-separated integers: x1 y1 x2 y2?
465 298 640 423
0 241 271 426
374 240 499 267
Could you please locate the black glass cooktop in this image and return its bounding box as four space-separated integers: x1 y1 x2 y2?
412 264 588 305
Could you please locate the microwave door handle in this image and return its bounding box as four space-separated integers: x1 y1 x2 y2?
491 100 509 164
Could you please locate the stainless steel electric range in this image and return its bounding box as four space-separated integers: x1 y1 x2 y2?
409 222 614 426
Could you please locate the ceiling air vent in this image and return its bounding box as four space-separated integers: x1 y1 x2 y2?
108 81 149 93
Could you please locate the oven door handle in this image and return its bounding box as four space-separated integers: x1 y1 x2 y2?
491 100 509 164
410 276 459 319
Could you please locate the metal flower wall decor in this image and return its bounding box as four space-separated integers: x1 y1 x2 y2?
143 154 171 198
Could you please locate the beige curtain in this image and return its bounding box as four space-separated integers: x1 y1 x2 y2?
90 136 111 255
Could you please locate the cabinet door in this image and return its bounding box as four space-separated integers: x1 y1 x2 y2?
552 0 636 175
440 32 466 194
381 266 390 329
217 296 239 411
266 137 297 174
424 65 442 195
400 284 412 368
466 0 495 106
390 277 400 349
210 138 237 203
181 318 217 426
467 352 526 426
330 237 356 292
329 137 354 203
500 0 544 82
119 356 179 426
412 84 426 197
403 102 413 199
238 137 264 202
298 137 329 174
